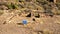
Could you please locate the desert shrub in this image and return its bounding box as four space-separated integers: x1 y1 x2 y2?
7 3 13 9
6 3 19 9
11 3 19 9
0 2 19 9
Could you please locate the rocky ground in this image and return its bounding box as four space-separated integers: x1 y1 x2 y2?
0 0 60 34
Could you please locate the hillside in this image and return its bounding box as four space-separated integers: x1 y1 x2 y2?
0 0 60 34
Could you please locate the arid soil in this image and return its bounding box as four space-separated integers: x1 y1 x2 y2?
0 10 60 34
0 0 60 34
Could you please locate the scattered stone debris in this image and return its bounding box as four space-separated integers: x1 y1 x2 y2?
26 13 31 17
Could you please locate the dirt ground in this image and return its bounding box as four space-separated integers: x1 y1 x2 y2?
0 10 60 34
